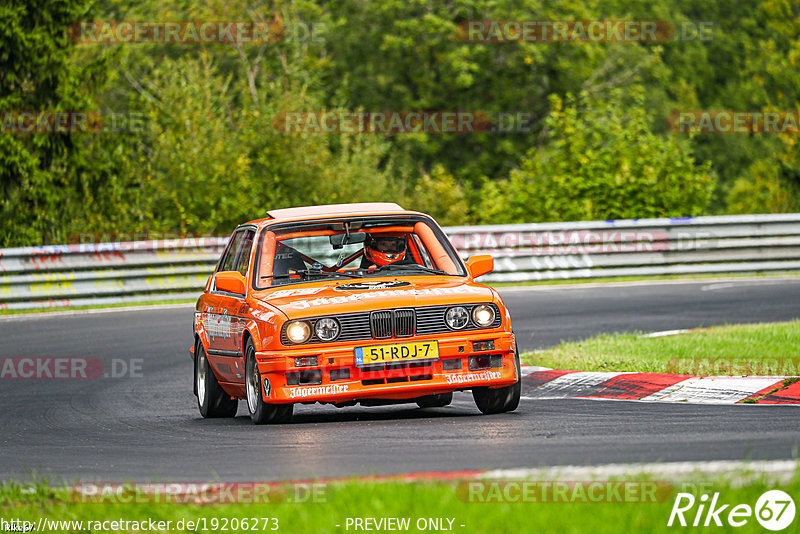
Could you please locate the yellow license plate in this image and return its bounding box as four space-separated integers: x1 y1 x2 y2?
355 341 439 367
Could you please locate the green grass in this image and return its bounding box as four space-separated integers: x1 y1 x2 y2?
2 473 798 534
0 299 196 316
522 320 800 375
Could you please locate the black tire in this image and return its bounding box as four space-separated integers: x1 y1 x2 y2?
472 348 521 415
416 392 454 408
245 340 293 425
195 341 238 418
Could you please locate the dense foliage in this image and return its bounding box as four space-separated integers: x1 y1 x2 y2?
1 0 798 245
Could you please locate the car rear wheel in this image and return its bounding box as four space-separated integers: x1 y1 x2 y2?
196 341 238 418
245 340 293 425
416 392 453 408
472 348 521 415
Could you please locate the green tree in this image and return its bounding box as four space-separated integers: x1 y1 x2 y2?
722 0 800 213
4 0 799 248
0 0 109 245
406 164 471 225
109 21 396 234
321 0 665 187
479 88 714 223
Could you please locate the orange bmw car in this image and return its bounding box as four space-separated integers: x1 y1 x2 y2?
192 203 520 424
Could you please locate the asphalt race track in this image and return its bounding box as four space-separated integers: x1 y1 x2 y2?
1 278 799 482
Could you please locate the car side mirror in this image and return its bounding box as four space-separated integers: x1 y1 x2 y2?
465 255 494 279
215 271 246 295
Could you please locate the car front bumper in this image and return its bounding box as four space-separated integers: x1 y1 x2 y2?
255 332 517 403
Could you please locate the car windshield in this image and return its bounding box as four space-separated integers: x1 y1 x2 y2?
254 215 466 288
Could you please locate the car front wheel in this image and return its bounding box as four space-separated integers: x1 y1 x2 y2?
472 348 521 415
245 340 293 425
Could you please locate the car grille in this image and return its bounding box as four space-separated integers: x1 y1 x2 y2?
370 308 416 338
371 310 394 338
395 309 416 336
282 303 501 345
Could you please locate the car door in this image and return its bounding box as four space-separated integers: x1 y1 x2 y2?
204 227 255 385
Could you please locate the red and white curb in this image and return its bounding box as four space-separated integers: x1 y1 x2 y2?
520 368 800 405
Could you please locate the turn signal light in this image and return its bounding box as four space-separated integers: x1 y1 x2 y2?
294 356 318 367
472 340 495 352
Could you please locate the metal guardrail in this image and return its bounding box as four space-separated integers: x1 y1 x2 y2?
0 238 226 311
447 213 800 283
2 214 800 310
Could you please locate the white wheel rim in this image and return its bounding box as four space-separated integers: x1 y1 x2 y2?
197 349 206 407
246 356 259 414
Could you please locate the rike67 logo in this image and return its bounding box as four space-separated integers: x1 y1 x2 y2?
668 490 795 530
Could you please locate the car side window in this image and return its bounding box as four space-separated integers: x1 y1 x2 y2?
233 230 255 276
219 231 245 272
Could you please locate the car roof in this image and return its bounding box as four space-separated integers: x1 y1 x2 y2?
245 202 413 226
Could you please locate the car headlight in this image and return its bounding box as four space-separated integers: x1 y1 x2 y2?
286 321 311 344
472 304 495 327
314 317 340 342
445 306 470 330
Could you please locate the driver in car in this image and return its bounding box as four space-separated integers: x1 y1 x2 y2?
360 234 411 269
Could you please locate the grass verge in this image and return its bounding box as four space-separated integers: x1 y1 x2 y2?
1 473 798 534
522 320 800 375
0 299 196 316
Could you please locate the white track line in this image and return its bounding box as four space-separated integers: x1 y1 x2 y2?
480 460 799 484
640 329 693 338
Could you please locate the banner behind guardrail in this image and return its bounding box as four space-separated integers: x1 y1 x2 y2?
2 214 800 310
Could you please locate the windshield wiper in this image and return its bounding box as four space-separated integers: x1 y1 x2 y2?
261 269 361 281
368 264 450 275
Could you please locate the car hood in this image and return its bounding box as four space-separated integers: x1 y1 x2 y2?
251 277 496 320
